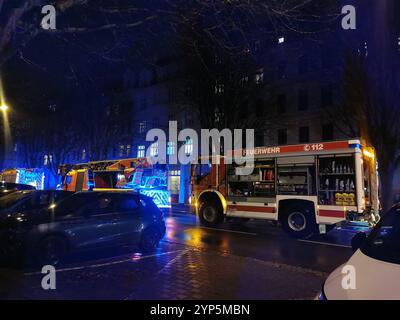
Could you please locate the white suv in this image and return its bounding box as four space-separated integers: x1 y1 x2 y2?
321 204 400 300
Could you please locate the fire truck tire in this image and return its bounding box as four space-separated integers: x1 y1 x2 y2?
280 206 317 239
198 202 224 227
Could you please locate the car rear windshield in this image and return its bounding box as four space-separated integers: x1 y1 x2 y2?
0 191 32 210
362 206 400 265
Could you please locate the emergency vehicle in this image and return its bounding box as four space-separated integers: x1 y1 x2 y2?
0 168 45 190
58 158 171 208
191 139 379 238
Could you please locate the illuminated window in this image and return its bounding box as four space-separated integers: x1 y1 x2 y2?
185 138 193 156
137 145 145 158
82 149 86 160
214 80 224 94
44 155 48 166
278 37 285 44
167 141 176 155
255 69 264 84
150 142 159 157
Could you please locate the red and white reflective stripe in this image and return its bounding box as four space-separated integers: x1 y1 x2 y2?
319 210 346 218
228 205 276 213
317 205 356 219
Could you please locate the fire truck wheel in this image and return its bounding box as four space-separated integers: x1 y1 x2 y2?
281 207 317 239
199 202 223 227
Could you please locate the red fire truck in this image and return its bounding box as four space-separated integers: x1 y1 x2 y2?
191 139 380 238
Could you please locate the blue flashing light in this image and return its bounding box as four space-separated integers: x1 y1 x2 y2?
349 143 361 150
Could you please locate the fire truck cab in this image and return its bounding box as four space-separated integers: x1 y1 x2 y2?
191 140 379 239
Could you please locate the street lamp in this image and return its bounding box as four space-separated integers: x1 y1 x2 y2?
0 104 8 112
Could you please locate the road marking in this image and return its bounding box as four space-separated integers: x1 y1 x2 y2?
23 250 184 276
298 239 352 249
156 249 189 275
199 226 257 236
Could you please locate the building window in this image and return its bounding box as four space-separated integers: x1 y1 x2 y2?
139 121 147 134
214 80 224 94
322 124 334 141
277 94 287 114
255 133 264 147
255 99 264 117
185 138 193 156
278 37 285 44
277 62 286 79
298 89 309 111
167 141 176 155
137 145 145 158
298 55 309 74
119 145 124 158
44 155 48 166
299 126 310 143
278 129 287 145
240 74 249 86
150 142 159 157
126 145 131 157
82 149 86 160
255 68 264 84
321 85 333 108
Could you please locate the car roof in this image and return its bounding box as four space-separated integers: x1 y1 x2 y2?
75 191 146 199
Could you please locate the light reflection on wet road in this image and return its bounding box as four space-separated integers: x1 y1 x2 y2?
0 207 369 300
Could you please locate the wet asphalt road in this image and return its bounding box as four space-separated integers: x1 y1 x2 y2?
0 206 369 300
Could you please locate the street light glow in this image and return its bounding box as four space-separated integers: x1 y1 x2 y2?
0 104 9 112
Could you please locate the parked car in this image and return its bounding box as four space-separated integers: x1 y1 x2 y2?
320 203 400 300
0 191 166 266
0 182 36 198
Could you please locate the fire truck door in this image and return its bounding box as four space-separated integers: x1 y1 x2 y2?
76 171 86 192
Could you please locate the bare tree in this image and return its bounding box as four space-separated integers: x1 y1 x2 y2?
0 1 339 68
332 0 400 211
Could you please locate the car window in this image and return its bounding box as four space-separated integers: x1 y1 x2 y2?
85 195 114 216
0 191 32 210
53 192 72 203
114 194 139 212
362 206 400 265
54 193 98 217
19 192 51 211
